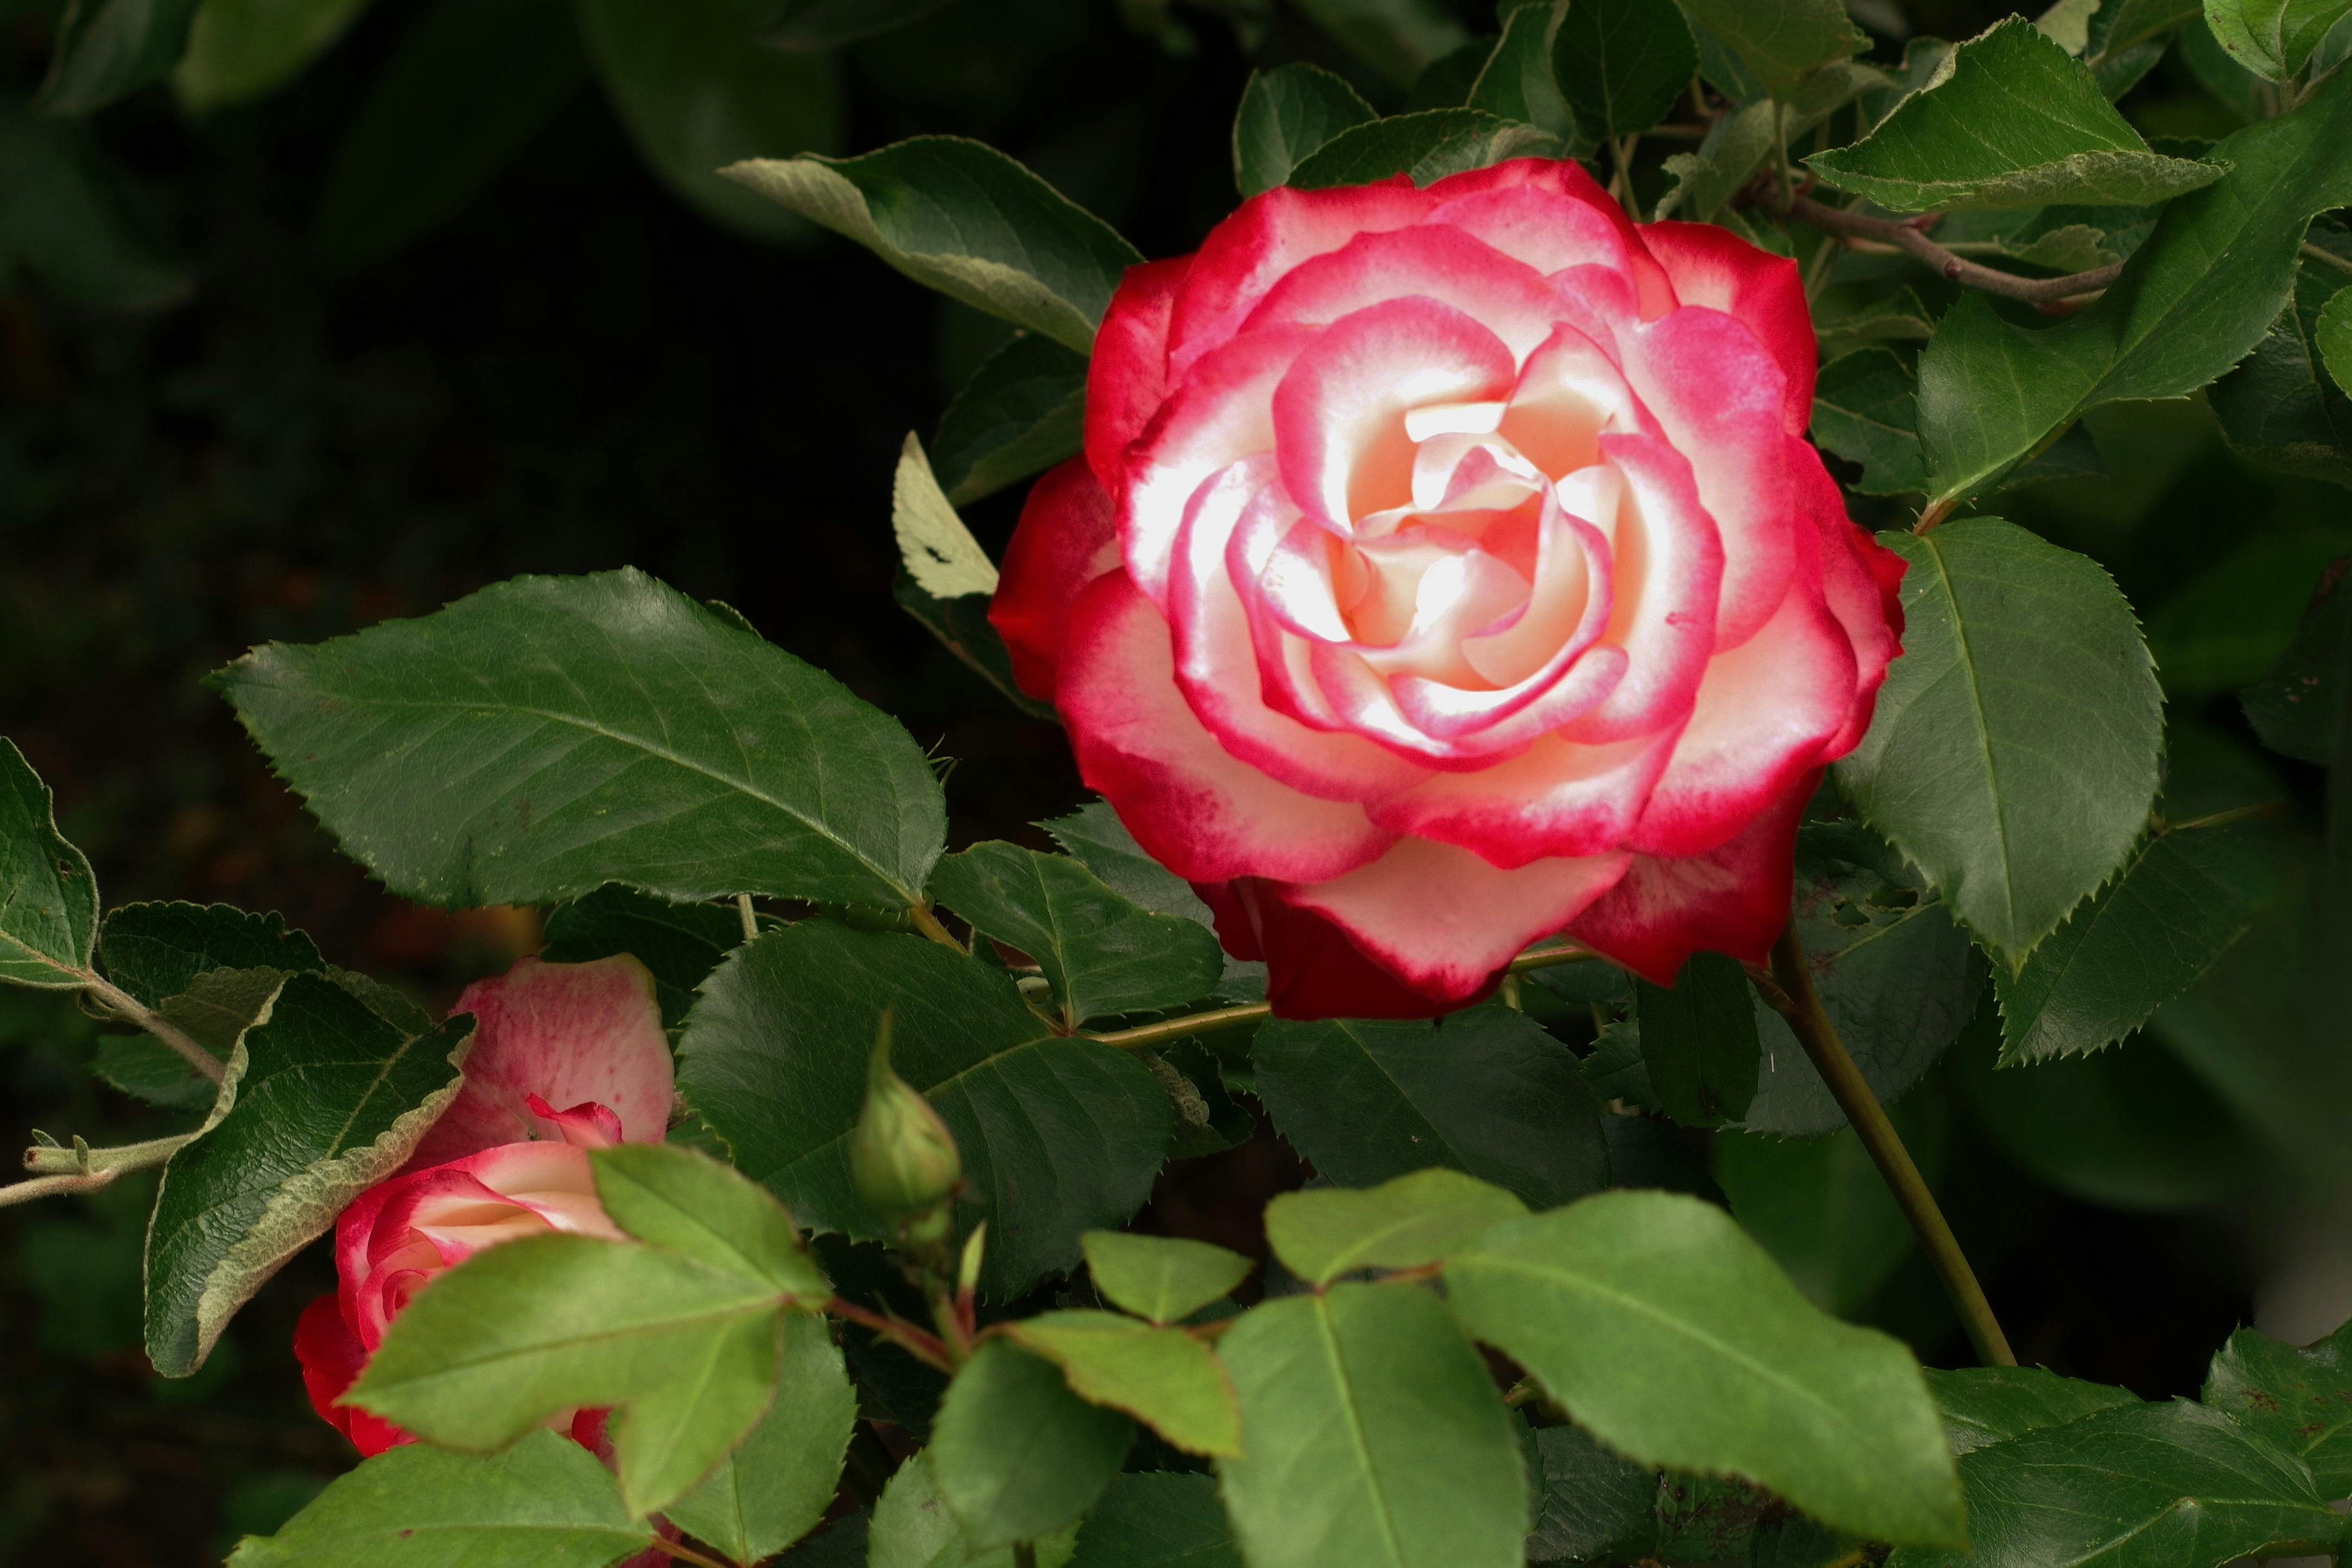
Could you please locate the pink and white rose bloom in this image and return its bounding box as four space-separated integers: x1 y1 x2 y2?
294 955 673 1456
991 158 1905 1018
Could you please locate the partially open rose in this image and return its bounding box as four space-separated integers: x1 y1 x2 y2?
294 955 672 1455
991 158 1903 1018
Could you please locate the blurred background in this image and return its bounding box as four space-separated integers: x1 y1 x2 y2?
2 0 2344 1559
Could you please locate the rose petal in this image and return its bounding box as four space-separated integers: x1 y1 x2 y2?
1370 729 1676 866
1213 877 1511 1019
1567 779 1811 984
990 457 1121 700
1239 223 1568 360
1801 452 1907 758
1422 159 1674 315
1086 255 1195 488
1638 219 1814 434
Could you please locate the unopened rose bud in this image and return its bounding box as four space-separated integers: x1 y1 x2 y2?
849 1012 961 1245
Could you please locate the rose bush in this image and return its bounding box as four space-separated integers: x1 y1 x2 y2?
293 955 673 1456
991 158 1905 1018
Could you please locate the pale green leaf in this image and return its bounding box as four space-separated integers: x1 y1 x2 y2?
2203 1314 2352 1494
1080 1229 1253 1325
930 1340 1133 1548
1003 1309 1240 1456
2205 0 2352 78
1264 1167 1526 1286
590 1143 830 1299
174 0 372 113
663 1312 858 1565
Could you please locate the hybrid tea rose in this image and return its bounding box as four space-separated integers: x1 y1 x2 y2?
991 158 1904 1018
294 955 674 1455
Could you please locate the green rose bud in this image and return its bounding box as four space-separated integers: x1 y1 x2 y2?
849 1012 961 1245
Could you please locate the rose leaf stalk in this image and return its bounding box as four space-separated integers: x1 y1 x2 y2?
1761 924 2017 1368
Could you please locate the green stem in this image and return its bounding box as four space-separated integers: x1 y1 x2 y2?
1765 924 2017 1368
736 893 758 943
909 902 966 953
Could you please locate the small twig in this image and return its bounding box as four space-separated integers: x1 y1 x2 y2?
22 1132 192 1176
2166 802 2285 833
0 1169 121 1209
648 1537 736 1568
1763 925 2017 1368
1611 135 1644 220
908 902 966 953
2302 240 2352 276
1774 192 2121 308
734 893 758 944
826 1296 955 1374
1912 494 1963 535
83 972 226 1083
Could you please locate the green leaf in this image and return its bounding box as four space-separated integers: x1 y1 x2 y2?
1291 0 1470 87
722 137 1140 356
2211 224 2352 486
1002 1309 1241 1456
579 0 841 242
932 332 1087 505
2093 0 2207 62
540 886 745 1031
1465 2 1576 144
1632 952 1759 1128
2240 560 2348 764
145 973 471 1375
929 843 1223 1027
662 1311 858 1565
313 0 584 270
894 573 1056 724
1252 1006 1613 1208
1069 1472 1239 1568
868 1451 1080 1568
1578 1018 1658 1112
1715 1113 1941 1316
0 109 191 310
1671 0 1861 99
224 1429 652 1567
174 0 371 113
0 736 99 989
1286 109 1562 191
1811 348 1927 496
1815 286 1937 359
2203 1315 2352 1494
1917 66 2352 504
2205 0 2352 78
767 0 952 50
1993 818 2280 1063
1215 1281 1527 1568
1551 0 1697 140
1233 63 1378 199
214 568 947 912
591 1143 829 1299
1922 1365 2139 1454
1655 101 1780 221
1081 1229 1253 1325
1830 520 2165 971
1264 1167 1527 1286
35 0 204 116
97 902 323 1008
348 1232 785 1516
1807 19 2225 212
1886 1400 2344 1567
931 1338 1134 1548
91 1032 215 1110
1042 800 1216 926
894 436 1000 606
677 921 1172 1296
1443 1190 1967 1549
1525 1423 1656 1565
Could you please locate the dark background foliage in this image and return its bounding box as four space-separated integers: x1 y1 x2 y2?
0 0 2336 1558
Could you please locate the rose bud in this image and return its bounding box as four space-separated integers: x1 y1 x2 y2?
294 955 673 1454
848 1014 961 1247
991 158 1904 1019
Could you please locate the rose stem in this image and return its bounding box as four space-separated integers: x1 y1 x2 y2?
1081 941 1597 1050
736 893 758 943
648 1538 734 1568
1764 923 2017 1368
1772 191 2121 309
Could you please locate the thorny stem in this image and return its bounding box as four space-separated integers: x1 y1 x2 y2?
1081 941 1597 1050
1764 924 2017 1368
908 902 965 953
826 1296 955 1374
1772 192 2122 308
736 893 758 944
1913 494 1963 535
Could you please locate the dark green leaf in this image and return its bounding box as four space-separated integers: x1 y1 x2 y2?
214 568 947 912
1715 1110 1943 1316
1578 1019 1658 1112
1081 1229 1254 1325
1811 348 1926 496
173 0 372 114
2203 1314 2352 1495
1002 1309 1240 1456
1215 1282 1528 1568
2091 0 2204 65
1885 1400 2344 1567
580 0 841 241
931 1339 1133 1548
540 886 745 1031
1252 1006 1613 1208
929 842 1223 1026
349 1232 785 1516
35 0 203 116
0 736 99 989
1232 62 1378 198
1069 1472 1239 1568
663 1312 858 1565
894 571 1057 723
1815 287 1936 359
224 1429 652 1567
932 333 1087 505
1830 520 2164 972
1042 800 1215 926
1265 1169 1526 1286
97 902 322 1010
1807 19 2224 211
1291 0 1470 87
722 137 1140 355
1994 818 2280 1063
1915 66 2352 504
1465 2 1575 144
2205 0 2352 79
768 0 952 50
591 1143 829 1298
867 1452 1080 1568
1404 37 1493 112
677 921 1172 1296
1672 0 1861 99
1286 109 1561 191
0 109 191 310
91 1032 214 1110
1551 0 1697 140
1525 1423 1656 1565
1922 1365 2138 1455
2210 223 2352 486
1633 953 1759 1128
1444 1190 1966 1549
146 973 472 1375
2320 276 2352 392
313 0 584 270
2240 558 2348 763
